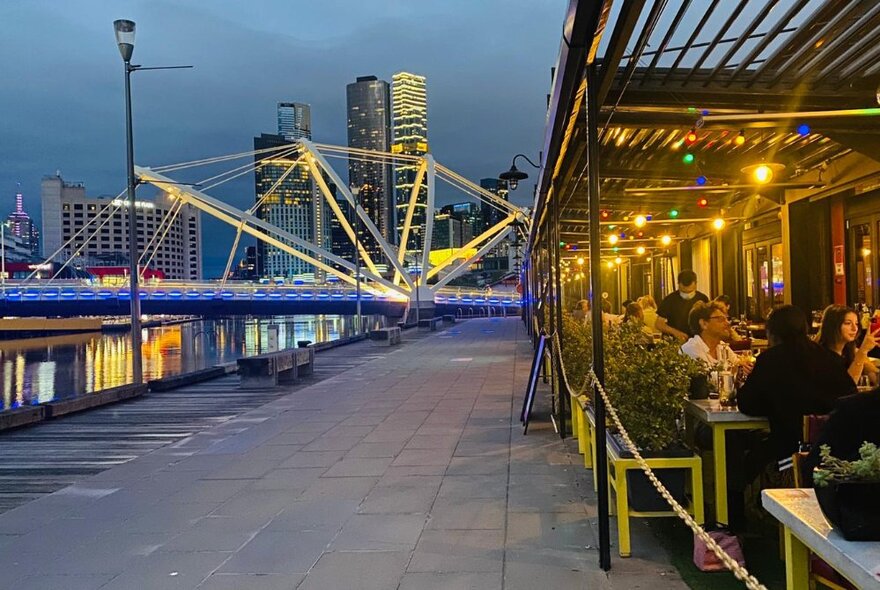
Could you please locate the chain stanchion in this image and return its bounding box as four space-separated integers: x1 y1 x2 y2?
550 333 767 590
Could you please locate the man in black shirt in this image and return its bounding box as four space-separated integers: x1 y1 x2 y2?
656 269 709 341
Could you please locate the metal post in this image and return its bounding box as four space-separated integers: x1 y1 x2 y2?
587 62 611 572
123 60 143 385
353 195 361 335
1 222 6 295
551 171 566 439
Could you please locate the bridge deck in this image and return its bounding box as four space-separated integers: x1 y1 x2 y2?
0 318 682 589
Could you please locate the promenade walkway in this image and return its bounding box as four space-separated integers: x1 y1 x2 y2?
0 317 683 589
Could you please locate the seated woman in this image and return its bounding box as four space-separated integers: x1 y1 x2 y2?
572 299 590 323
622 302 654 342
738 305 857 476
815 304 880 385
637 294 658 331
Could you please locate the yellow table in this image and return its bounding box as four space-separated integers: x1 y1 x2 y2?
762 488 880 589
685 399 768 526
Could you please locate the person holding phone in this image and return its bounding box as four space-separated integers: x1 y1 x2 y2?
815 304 880 386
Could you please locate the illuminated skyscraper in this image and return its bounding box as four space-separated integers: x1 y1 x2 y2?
253 133 329 279
6 184 40 256
346 76 393 264
392 72 428 251
277 102 311 141
479 178 509 232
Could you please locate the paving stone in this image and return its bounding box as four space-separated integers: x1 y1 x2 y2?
427 498 506 530
159 515 268 552
398 572 503 589
298 476 378 501
264 498 359 532
218 530 331 575
392 449 453 467
437 474 508 499
277 450 344 468
329 513 426 551
13 574 116 590
408 529 504 572
99 550 232 590
196 572 303 589
322 456 393 477
297 550 410 590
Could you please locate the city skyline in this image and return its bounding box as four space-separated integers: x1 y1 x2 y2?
2 1 564 277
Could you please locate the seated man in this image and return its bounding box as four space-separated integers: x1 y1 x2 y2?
681 301 749 375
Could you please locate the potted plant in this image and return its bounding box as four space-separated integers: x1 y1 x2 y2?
813 442 880 541
603 322 704 511
560 312 592 398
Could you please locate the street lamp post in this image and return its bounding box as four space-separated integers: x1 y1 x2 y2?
114 19 143 385
113 20 192 385
499 154 541 190
349 186 362 335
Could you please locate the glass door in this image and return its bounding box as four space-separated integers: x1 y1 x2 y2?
850 222 875 307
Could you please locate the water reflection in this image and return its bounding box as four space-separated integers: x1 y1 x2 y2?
0 315 379 410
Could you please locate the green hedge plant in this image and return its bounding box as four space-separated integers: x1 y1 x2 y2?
603 323 703 451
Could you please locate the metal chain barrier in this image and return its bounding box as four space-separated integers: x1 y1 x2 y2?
550 333 768 590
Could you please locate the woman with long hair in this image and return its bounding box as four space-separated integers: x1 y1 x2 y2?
815 304 880 385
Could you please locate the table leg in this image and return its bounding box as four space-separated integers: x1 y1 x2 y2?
783 526 810 590
712 425 728 525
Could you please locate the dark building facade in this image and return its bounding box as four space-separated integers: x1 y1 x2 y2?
346 76 393 265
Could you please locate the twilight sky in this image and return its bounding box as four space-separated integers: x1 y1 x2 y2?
1 0 565 277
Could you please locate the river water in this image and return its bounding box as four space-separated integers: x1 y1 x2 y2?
0 315 381 411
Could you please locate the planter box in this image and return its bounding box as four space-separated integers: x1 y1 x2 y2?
609 434 692 512
816 480 880 541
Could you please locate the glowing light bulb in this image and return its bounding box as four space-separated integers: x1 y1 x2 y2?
697 197 709 208
862 248 872 257
713 218 726 230
661 235 672 246
634 215 647 228
753 164 773 184
683 153 695 164
576 257 584 266
606 261 614 269
669 209 679 218
614 257 622 265
696 175 707 186
797 124 811 136
735 130 746 146
636 246 646 255
685 129 698 145
608 234 619 245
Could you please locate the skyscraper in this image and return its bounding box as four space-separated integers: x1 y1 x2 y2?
277 102 311 141
392 72 428 252
346 76 393 265
7 184 40 256
253 133 329 279
479 178 509 232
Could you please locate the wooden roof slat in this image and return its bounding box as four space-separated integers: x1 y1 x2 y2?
702 0 777 87
792 4 880 85
660 1 720 86
680 0 749 86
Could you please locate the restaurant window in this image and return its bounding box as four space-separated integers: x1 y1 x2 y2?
851 222 874 307
743 241 783 321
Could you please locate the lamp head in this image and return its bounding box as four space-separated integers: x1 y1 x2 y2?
113 19 136 62
499 164 528 191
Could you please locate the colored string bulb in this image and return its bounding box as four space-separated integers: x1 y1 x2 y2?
634 215 647 228
797 123 811 136
697 197 709 208
685 129 698 145
696 175 707 186
735 130 746 146
660 235 672 246
683 153 695 164
713 218 726 230
669 209 679 218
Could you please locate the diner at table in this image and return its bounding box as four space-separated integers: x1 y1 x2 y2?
737 305 857 482
815 304 880 386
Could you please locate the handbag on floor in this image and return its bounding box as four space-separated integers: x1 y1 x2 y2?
693 529 745 572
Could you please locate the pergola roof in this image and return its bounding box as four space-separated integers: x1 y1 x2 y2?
535 0 880 250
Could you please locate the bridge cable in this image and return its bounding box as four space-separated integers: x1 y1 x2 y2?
23 192 126 283
43 201 126 287
153 143 297 173
139 198 185 278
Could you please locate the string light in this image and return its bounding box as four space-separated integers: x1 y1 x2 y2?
600 210 610 220
685 128 698 145
735 130 746 146
797 123 811 136
713 217 726 230
696 175 707 186
606 261 614 269
577 257 584 265
683 153 695 164
660 235 672 246
697 197 709 208
634 215 647 228
636 246 646 255
608 234 619 245
614 257 622 265
669 209 679 218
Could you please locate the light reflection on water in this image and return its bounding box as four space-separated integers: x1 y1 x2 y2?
0 315 380 411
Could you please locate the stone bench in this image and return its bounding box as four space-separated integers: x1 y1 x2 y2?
237 346 315 389
148 366 227 392
369 327 401 347
418 317 443 331
442 314 456 324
